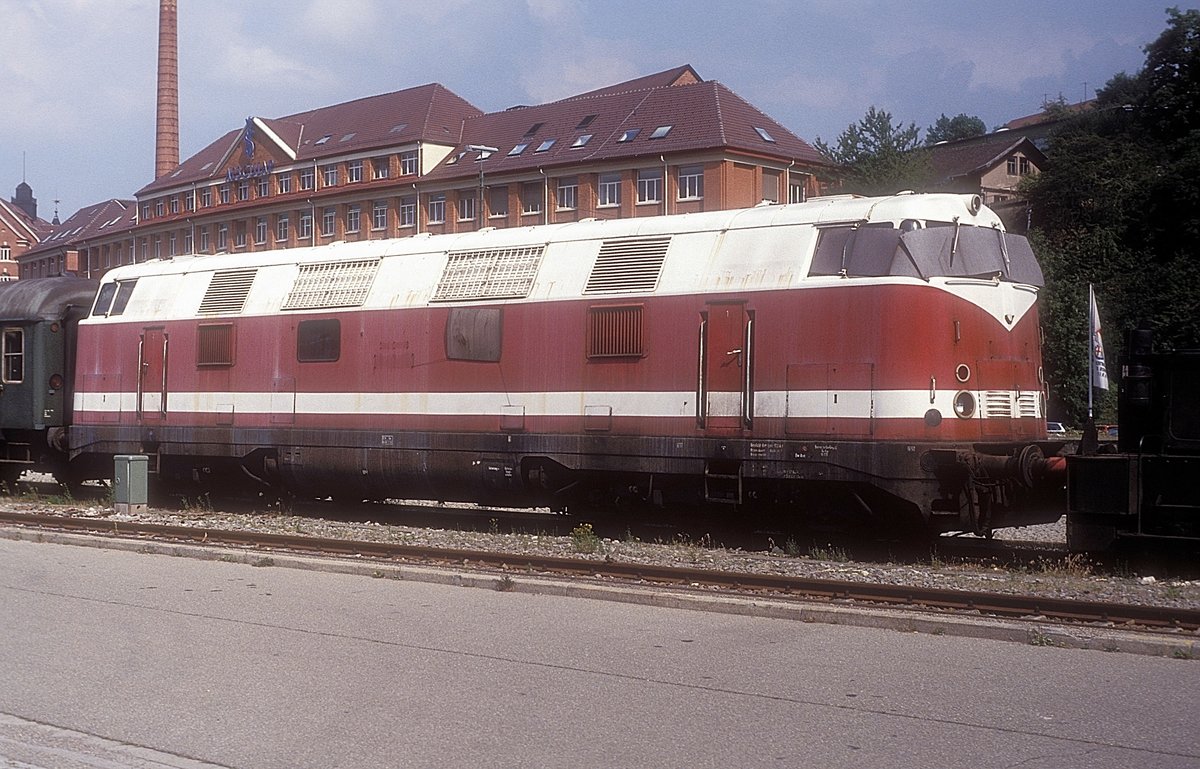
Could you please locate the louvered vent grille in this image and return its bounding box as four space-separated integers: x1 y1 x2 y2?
982 390 1013 419
587 305 644 357
1016 391 1040 419
432 245 544 302
283 258 379 310
198 269 257 315
585 236 671 294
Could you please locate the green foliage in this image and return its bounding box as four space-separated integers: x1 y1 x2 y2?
1026 8 1200 423
570 522 600 554
814 106 931 195
925 113 986 145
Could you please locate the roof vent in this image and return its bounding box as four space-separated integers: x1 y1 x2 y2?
585 236 671 294
198 268 258 315
283 258 379 310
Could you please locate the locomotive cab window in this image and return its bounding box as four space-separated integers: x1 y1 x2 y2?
297 318 340 362
2 328 23 383
110 279 138 316
92 283 117 316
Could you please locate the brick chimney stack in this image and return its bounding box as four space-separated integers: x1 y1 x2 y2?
154 0 180 179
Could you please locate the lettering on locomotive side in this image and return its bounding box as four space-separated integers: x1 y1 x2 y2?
748 441 783 458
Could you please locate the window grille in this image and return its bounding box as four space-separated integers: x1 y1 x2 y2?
587 305 643 358
584 236 670 293
198 269 257 315
197 323 234 366
283 259 379 310
432 246 544 302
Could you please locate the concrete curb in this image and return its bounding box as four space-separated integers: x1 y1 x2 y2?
4 525 1197 660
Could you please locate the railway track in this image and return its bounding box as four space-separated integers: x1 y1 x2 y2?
2 509 1198 633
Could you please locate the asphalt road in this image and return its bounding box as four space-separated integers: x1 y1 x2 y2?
0 536 1196 769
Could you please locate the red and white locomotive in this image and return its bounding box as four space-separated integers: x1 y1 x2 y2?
69 193 1062 534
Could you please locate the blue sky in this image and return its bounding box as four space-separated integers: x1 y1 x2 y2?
1 0 1193 220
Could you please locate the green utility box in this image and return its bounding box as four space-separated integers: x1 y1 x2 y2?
114 455 149 514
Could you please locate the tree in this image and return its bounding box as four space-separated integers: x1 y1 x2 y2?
1025 8 1200 423
813 106 930 195
924 113 986 145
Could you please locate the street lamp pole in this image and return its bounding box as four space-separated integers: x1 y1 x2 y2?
466 145 498 230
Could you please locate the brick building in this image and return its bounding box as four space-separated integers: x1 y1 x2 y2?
21 65 830 279
1 183 54 281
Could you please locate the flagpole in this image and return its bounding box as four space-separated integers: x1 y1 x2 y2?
1087 283 1095 422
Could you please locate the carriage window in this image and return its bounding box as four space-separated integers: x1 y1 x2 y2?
197 323 234 367
587 304 644 358
2 329 23 383
297 319 340 362
92 283 117 316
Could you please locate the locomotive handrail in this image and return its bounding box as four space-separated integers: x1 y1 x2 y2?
743 316 754 428
135 335 144 418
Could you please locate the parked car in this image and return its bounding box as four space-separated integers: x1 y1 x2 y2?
1046 421 1067 434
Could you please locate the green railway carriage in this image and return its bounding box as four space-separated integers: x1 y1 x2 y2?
0 278 97 484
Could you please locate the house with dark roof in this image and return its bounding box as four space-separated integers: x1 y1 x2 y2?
21 200 136 279
924 131 1048 233
24 65 830 278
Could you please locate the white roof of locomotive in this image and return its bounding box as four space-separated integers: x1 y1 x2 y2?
89 193 1014 322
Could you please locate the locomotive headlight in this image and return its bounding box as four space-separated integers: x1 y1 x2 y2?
48 374 63 391
953 390 976 418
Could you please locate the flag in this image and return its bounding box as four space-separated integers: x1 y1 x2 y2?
1089 284 1109 391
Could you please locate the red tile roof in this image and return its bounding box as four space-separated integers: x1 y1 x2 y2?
139 83 482 195
0 198 50 243
425 76 826 183
25 199 137 256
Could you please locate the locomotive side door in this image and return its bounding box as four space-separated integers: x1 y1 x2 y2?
138 327 168 421
699 302 752 433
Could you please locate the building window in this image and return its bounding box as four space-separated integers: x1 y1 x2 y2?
521 182 543 215
2 329 23 382
1007 157 1018 175
637 169 663 204
556 177 578 210
257 177 269 197
185 192 195 211
373 157 390 179
184 233 194 257
598 173 621 207
428 193 446 224
298 211 313 240
168 233 177 256
169 196 179 214
155 200 164 217
217 225 228 251
1019 156 1031 175
238 181 250 201
761 169 780 203
201 188 212 207
488 186 508 217
348 160 363 183
399 196 416 228
234 222 246 249
255 216 268 245
346 204 361 233
788 172 807 203
199 226 209 252
299 168 315 190
277 213 290 242
372 201 387 231
141 204 150 220
400 150 418 176
277 173 291 194
297 319 340 362
678 166 703 200
458 191 476 221
587 305 643 358
197 323 234 367
323 165 338 187
322 207 336 236
220 185 231 204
